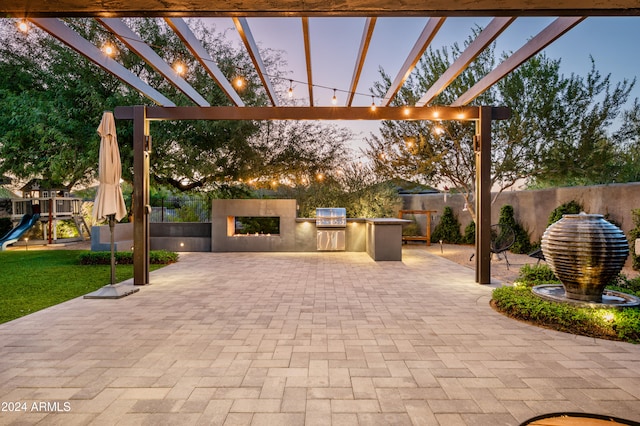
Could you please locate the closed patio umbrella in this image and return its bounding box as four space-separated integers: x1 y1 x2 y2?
85 111 138 299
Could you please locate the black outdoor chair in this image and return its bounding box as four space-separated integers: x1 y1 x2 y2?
469 224 516 269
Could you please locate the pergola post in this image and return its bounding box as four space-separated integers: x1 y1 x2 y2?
132 105 150 285
475 106 492 284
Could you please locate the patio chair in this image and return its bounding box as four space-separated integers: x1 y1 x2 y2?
469 224 516 269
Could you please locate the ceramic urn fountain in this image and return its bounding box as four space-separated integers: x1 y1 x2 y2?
541 213 629 302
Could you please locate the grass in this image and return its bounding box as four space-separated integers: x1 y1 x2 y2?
0 250 166 324
492 264 640 343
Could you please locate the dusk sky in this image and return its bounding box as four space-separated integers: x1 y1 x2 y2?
206 16 640 152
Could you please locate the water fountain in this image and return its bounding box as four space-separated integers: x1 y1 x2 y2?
532 213 640 308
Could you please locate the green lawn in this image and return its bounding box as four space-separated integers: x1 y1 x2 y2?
0 250 164 324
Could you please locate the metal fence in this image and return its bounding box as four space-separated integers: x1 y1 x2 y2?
149 196 211 223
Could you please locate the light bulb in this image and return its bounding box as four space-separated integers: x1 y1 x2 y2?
288 80 294 98
331 89 337 105
173 61 185 76
102 42 116 56
234 76 244 88
370 96 377 111
17 20 28 33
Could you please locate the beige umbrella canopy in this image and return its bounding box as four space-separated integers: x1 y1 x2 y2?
85 111 138 297
93 111 127 222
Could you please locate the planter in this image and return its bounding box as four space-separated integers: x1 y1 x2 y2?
541 213 629 302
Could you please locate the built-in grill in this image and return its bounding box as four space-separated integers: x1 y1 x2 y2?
316 207 346 251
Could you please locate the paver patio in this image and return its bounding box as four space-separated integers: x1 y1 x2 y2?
0 247 639 425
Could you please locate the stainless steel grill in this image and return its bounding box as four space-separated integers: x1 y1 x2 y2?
316 208 346 251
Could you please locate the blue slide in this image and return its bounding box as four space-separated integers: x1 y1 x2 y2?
0 213 40 251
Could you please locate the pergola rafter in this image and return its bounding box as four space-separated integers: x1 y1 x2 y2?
347 17 376 106
233 17 279 106
380 17 445 107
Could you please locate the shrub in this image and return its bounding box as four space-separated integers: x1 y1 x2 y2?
498 204 531 254
515 264 559 287
0 217 12 237
431 206 462 244
548 200 583 226
401 215 421 237
79 250 178 265
463 221 475 244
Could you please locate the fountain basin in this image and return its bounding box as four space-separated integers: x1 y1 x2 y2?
532 284 640 308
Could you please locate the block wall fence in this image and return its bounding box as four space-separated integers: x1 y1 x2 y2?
402 182 640 242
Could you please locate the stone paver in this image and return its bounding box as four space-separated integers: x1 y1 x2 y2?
1 247 639 425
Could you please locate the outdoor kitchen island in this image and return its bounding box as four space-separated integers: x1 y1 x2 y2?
210 199 410 260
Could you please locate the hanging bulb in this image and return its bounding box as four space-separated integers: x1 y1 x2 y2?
173 60 186 76
288 80 294 98
370 96 377 111
234 76 244 89
17 19 29 33
331 89 337 105
102 41 116 57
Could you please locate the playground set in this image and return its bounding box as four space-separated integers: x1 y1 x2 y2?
0 180 90 250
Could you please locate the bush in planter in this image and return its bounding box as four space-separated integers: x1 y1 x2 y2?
431 206 462 244
498 204 532 254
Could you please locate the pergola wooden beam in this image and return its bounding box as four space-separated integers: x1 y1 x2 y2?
452 16 585 106
347 17 376 106
380 17 445 107
114 105 511 121
416 16 516 107
98 18 210 106
302 17 314 106
4 0 637 17
233 18 279 106
166 18 245 106
30 18 176 107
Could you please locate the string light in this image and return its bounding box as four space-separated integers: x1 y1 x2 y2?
102 41 116 57
11 21 422 107
173 60 186 76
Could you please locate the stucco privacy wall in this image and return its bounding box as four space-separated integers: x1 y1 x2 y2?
402 182 640 241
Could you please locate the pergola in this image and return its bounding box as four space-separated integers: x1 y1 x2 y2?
2 1 638 286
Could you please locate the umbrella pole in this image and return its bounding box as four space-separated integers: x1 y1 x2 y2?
109 214 116 285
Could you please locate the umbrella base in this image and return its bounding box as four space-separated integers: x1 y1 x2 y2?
84 283 140 299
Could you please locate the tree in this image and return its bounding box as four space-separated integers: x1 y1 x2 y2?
365 26 634 223
0 18 351 193
611 99 640 183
